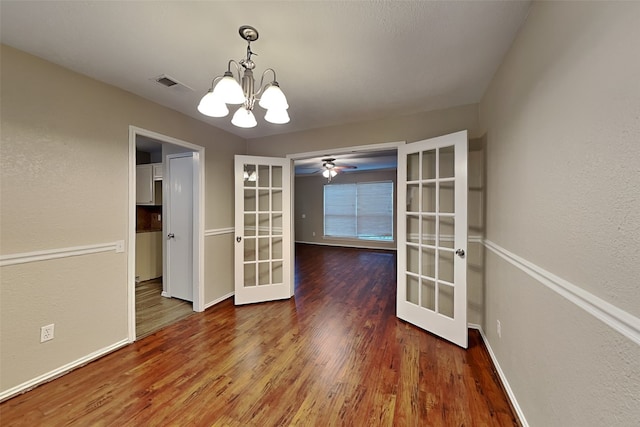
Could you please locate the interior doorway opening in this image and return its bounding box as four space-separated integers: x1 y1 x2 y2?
128 126 205 341
288 141 403 253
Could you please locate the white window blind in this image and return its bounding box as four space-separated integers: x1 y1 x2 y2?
324 181 393 241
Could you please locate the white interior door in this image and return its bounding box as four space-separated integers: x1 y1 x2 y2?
397 130 468 348
166 153 195 302
234 155 292 305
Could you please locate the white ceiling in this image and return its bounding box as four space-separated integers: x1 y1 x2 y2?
0 1 530 141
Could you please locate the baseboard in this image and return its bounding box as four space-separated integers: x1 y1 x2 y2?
0 338 130 403
469 324 529 427
295 240 397 251
204 291 234 310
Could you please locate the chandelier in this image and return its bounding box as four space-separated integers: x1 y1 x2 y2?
197 25 289 128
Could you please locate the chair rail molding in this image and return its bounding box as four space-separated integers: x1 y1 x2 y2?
0 240 125 267
204 227 234 237
484 239 640 346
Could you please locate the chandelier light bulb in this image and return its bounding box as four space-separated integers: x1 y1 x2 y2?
197 90 229 117
231 106 257 128
213 73 245 105
259 83 289 110
264 108 290 124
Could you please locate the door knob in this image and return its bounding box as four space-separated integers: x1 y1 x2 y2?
236 236 242 243
455 249 465 258
168 233 175 239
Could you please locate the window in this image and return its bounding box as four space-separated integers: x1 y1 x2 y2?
324 181 394 241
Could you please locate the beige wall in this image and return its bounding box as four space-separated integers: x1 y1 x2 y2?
479 2 640 425
0 45 245 393
246 103 480 156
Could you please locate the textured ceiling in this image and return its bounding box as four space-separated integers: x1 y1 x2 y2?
0 1 530 140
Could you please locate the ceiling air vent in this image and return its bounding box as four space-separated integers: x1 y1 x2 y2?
156 76 178 87
151 74 194 92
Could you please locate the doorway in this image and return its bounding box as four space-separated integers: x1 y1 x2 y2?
288 141 404 250
286 133 470 348
128 126 205 341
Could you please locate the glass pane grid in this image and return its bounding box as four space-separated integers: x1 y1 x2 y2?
403 144 458 318
241 162 291 294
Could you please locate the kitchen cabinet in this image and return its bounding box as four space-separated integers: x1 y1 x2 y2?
153 163 163 180
136 163 162 205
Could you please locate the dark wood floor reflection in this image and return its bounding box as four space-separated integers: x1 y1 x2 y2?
0 244 519 426
135 278 193 339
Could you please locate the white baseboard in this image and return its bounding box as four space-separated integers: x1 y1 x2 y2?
204 292 234 310
469 324 529 427
0 338 130 403
295 240 397 251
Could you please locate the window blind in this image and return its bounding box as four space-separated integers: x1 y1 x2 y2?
324 181 393 241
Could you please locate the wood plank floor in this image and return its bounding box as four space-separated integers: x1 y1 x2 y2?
0 244 519 426
136 278 194 339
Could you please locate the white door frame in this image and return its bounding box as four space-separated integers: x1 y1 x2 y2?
128 126 205 342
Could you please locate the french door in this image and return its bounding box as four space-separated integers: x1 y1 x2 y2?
234 155 293 305
397 131 468 348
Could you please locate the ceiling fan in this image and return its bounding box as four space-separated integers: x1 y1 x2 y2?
319 158 357 182
295 157 358 182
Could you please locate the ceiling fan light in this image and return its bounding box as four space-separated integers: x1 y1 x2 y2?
213 73 245 104
231 106 258 128
259 83 289 110
197 90 229 117
322 169 337 178
264 108 290 124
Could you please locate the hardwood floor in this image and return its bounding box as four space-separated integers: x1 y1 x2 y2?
0 244 519 426
136 278 194 339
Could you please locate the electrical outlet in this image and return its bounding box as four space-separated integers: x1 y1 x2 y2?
312 231 316 237
497 320 502 339
41 324 55 342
